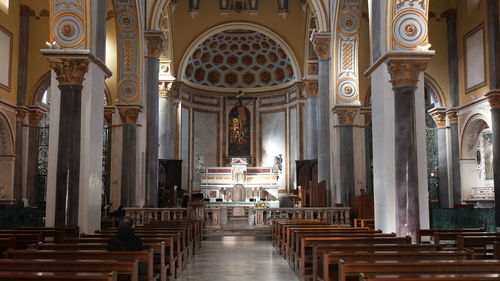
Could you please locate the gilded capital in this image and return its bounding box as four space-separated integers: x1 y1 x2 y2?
428 108 447 128
47 58 89 85
311 33 331 60
386 59 428 88
16 107 29 123
446 110 459 124
104 105 116 126
334 106 359 125
360 107 372 126
117 104 142 124
159 81 172 98
145 31 165 59
486 91 500 110
28 106 46 126
303 80 318 97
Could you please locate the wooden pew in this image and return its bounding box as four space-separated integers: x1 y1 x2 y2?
0 271 117 281
338 259 500 281
0 229 65 242
311 244 443 281
0 233 43 249
495 242 500 259
273 220 326 250
64 237 179 278
359 273 500 281
320 251 471 281
0 238 15 252
18 226 80 238
36 243 168 281
457 235 500 257
0 259 138 281
434 232 500 246
297 236 411 278
354 219 374 229
416 228 484 244
5 249 157 281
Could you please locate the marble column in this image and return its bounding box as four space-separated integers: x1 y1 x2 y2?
14 107 28 206
25 106 45 207
117 104 142 207
144 31 165 207
159 82 174 159
333 106 359 207
360 109 372 194
387 58 429 240
486 91 500 229
446 109 461 204
311 33 331 199
445 9 459 107
429 108 450 208
303 80 319 159
104 106 115 205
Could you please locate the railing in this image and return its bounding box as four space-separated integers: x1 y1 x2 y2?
124 208 188 226
125 206 351 227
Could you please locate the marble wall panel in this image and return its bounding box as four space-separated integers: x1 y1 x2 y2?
261 110 286 189
289 107 297 189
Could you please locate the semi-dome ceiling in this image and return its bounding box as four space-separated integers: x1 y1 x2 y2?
183 29 296 89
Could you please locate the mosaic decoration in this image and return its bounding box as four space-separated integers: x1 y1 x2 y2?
183 29 296 88
51 0 88 49
335 0 361 105
391 0 430 51
228 102 251 157
113 0 141 102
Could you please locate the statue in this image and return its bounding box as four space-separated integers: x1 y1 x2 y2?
273 154 283 173
195 154 205 174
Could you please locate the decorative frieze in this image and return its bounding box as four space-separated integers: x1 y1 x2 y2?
311 32 331 60
51 0 88 49
117 104 142 124
303 80 318 97
391 0 430 51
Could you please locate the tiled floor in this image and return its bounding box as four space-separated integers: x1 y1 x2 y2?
175 237 299 281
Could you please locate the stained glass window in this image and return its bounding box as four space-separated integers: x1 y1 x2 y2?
228 102 251 157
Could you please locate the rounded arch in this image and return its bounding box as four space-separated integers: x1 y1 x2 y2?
0 112 14 156
28 71 51 106
461 114 490 159
178 22 302 93
424 73 447 107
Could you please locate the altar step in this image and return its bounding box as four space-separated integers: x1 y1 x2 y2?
203 228 271 241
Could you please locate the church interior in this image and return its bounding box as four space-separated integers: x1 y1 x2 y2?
1 0 500 280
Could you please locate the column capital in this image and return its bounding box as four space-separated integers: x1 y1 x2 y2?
333 105 360 125
303 80 318 97
486 90 500 110
386 58 429 88
311 32 331 60
159 81 172 98
47 58 89 85
104 105 116 126
359 107 372 126
145 30 166 59
446 108 459 124
16 106 29 123
28 106 47 126
428 107 448 128
117 104 143 124
442 8 457 23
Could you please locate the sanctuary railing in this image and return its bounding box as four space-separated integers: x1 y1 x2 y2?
253 207 350 227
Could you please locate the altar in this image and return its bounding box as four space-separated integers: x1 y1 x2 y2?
197 158 280 204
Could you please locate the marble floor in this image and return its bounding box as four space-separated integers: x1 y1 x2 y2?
175 237 300 281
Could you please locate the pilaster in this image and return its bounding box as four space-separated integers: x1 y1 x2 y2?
14 107 28 206
26 106 46 207
303 80 319 160
446 108 461 205
428 107 450 208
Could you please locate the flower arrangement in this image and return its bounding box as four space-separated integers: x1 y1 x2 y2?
254 201 268 208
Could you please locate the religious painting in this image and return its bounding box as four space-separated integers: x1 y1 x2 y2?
464 24 486 93
483 132 493 180
0 25 12 91
228 101 251 157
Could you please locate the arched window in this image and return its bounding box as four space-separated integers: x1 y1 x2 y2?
228 101 251 157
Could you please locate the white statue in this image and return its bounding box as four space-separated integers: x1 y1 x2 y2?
195 154 205 174
273 154 283 173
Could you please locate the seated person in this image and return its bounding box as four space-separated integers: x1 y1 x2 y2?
107 216 144 251
109 205 125 219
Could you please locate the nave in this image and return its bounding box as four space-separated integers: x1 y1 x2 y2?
176 239 298 281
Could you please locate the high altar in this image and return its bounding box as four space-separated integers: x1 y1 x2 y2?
198 158 280 205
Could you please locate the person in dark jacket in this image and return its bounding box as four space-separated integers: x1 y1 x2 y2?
109 205 126 219
107 216 144 251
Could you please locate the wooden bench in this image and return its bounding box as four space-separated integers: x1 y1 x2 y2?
354 219 374 229
0 229 65 242
0 271 117 281
297 236 412 278
273 220 326 249
495 242 500 259
36 243 168 281
434 232 500 246
0 233 43 249
457 235 500 257
311 244 443 281
359 273 500 281
5 249 157 281
18 226 80 238
0 258 138 281
416 228 484 244
320 251 472 281
338 259 500 281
